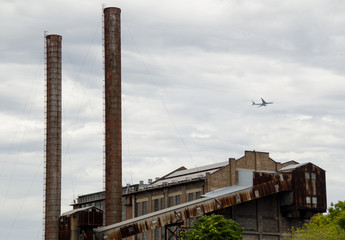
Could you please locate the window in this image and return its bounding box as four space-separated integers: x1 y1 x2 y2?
306 196 311 204
188 218 194 228
312 197 318 207
154 228 159 240
168 226 175 239
135 202 140 217
306 171 317 195
161 197 165 209
175 195 181 205
154 199 159 212
188 193 193 202
196 191 201 199
168 196 174 207
311 172 316 180
161 226 165 240
312 197 318 204
142 201 147 215
306 172 317 180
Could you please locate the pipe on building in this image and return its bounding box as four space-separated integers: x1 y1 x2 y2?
45 34 62 240
104 7 122 225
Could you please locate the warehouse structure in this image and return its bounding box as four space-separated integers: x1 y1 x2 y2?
67 150 326 240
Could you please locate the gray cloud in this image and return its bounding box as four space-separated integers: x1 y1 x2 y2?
2 0 345 239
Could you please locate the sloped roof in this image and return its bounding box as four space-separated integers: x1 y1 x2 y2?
203 185 251 198
279 162 311 171
61 206 102 217
150 161 228 187
167 161 228 178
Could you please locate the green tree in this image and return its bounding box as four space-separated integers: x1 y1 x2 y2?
284 201 345 240
328 201 345 229
181 214 243 240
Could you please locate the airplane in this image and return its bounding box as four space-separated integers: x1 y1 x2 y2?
252 98 274 107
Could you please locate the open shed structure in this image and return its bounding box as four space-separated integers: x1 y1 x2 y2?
59 206 103 240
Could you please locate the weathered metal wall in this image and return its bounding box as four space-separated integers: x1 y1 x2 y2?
45 34 62 240
79 208 104 226
293 163 327 212
104 7 122 225
58 217 70 240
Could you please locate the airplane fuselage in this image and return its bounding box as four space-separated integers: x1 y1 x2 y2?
252 98 273 107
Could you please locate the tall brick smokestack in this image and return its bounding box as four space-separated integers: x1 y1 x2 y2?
104 7 122 225
44 34 62 240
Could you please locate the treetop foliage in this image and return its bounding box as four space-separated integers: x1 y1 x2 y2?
181 214 243 240
284 201 345 240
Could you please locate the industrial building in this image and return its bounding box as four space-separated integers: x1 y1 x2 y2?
66 150 326 240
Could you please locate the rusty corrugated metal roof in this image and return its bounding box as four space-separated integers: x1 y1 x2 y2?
280 162 311 171
61 206 103 217
150 161 228 187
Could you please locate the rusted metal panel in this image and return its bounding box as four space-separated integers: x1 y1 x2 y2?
253 172 288 185
280 163 326 217
293 163 326 211
316 168 327 211
58 216 70 240
78 208 103 226
94 174 292 240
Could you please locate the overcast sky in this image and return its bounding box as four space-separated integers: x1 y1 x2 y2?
1 0 345 239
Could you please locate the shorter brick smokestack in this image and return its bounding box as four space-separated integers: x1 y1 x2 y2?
44 34 62 240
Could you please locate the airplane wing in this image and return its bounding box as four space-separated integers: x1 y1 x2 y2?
261 98 273 105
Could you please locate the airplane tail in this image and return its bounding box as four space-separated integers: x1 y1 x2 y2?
252 101 256 105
